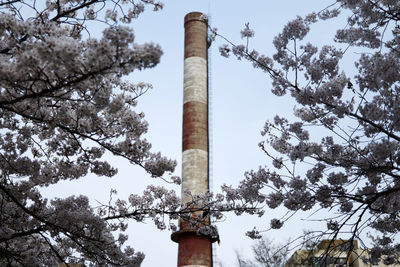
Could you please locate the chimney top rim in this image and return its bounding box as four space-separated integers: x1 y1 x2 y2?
184 11 208 25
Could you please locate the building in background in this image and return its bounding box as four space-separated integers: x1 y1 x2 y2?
285 239 397 267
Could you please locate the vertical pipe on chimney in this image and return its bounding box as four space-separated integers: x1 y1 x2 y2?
171 12 214 267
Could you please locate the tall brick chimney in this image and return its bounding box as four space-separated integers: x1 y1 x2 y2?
171 12 215 267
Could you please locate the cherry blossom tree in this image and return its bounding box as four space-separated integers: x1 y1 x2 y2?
5 0 400 265
0 0 184 266
0 2 269 265
216 0 400 265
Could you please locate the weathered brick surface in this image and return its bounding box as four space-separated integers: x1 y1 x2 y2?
184 12 207 59
183 57 207 104
182 101 208 151
181 149 208 203
172 12 213 267
177 232 211 267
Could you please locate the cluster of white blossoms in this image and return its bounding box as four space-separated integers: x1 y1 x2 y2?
240 22 255 39
217 0 400 265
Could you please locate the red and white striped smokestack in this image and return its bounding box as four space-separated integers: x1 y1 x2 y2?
171 12 215 267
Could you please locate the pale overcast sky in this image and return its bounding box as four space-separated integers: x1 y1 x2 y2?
45 1 340 266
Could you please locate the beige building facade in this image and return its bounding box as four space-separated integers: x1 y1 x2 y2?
285 240 396 267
